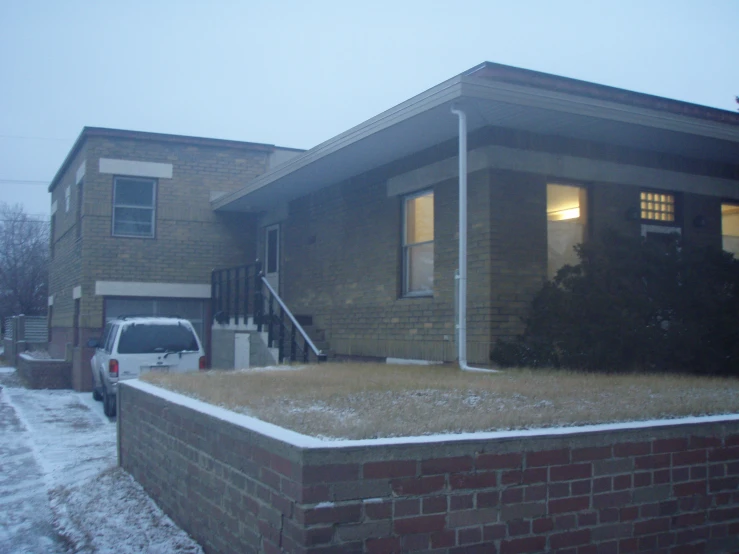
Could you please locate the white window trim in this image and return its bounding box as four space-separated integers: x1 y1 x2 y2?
402 190 434 297
112 177 157 238
65 187 71 212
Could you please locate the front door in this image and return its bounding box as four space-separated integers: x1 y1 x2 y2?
264 224 280 295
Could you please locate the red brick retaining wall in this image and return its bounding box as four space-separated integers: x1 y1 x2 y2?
119 381 739 553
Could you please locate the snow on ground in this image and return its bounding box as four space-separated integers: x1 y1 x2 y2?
0 368 202 554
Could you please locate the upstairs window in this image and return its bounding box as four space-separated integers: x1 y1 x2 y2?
403 191 434 296
547 184 587 279
112 177 156 237
722 203 739 257
641 191 676 223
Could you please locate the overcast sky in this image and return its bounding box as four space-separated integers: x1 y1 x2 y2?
1 0 737 219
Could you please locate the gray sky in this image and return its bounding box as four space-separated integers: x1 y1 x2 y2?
1 0 737 220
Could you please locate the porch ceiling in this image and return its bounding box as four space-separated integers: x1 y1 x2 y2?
214 75 739 213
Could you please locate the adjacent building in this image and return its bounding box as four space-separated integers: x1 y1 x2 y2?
47 127 301 390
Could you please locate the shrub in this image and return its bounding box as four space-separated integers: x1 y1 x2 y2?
490 230 739 374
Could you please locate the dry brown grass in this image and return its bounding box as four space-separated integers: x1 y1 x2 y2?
141 363 739 440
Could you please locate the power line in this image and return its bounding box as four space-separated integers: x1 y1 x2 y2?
0 179 50 186
0 134 72 142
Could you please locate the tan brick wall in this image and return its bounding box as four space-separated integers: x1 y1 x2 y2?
48 134 269 385
279 127 737 364
53 136 266 332
48 145 86 358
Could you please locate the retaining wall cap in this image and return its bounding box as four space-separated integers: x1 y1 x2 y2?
123 380 739 451
18 353 67 363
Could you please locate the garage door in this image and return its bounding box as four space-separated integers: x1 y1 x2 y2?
104 298 206 342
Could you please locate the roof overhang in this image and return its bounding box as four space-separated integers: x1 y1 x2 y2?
214 72 739 213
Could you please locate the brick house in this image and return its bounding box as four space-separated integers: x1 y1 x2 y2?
210 62 739 366
48 63 739 388
47 127 302 390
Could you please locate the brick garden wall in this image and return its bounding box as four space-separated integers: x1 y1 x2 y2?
16 353 72 389
120 381 739 553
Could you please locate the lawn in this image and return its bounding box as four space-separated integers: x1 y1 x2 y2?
140 363 739 440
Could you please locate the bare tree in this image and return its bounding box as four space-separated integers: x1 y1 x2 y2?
0 203 49 319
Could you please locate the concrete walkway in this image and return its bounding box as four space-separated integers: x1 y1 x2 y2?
0 367 201 554
0 368 69 553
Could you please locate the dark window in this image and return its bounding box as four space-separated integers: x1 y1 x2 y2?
112 177 156 237
50 214 56 258
48 306 53 344
73 299 80 347
117 323 199 354
76 180 84 240
266 228 278 273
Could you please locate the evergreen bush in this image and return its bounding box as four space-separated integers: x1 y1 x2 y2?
490 230 739 374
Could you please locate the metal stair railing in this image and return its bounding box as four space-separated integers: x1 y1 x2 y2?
259 275 326 363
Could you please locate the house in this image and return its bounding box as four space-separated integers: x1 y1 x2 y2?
209 62 739 367
47 127 302 390
48 63 739 389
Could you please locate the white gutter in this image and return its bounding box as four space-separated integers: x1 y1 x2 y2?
451 104 498 374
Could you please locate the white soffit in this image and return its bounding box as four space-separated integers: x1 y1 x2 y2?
99 158 173 179
95 281 210 298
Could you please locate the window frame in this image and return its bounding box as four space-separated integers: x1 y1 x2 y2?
402 189 434 298
111 176 157 238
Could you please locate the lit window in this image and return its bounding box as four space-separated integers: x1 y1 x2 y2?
722 203 739 257
547 184 586 279
641 191 675 222
112 177 156 237
403 191 434 295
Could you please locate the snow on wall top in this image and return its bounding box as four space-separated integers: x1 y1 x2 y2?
124 379 739 450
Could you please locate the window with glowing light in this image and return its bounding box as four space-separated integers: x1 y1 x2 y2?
403 191 434 295
640 191 675 222
722 203 739 257
547 184 587 279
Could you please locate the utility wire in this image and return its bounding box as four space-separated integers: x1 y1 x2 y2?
0 179 50 185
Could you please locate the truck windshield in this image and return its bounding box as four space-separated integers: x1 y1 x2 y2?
117 324 199 354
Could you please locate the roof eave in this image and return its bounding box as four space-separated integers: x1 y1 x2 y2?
211 76 466 211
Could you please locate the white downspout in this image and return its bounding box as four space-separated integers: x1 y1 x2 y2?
451 104 498 373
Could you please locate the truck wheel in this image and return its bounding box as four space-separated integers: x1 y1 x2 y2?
103 387 113 417
93 387 102 402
